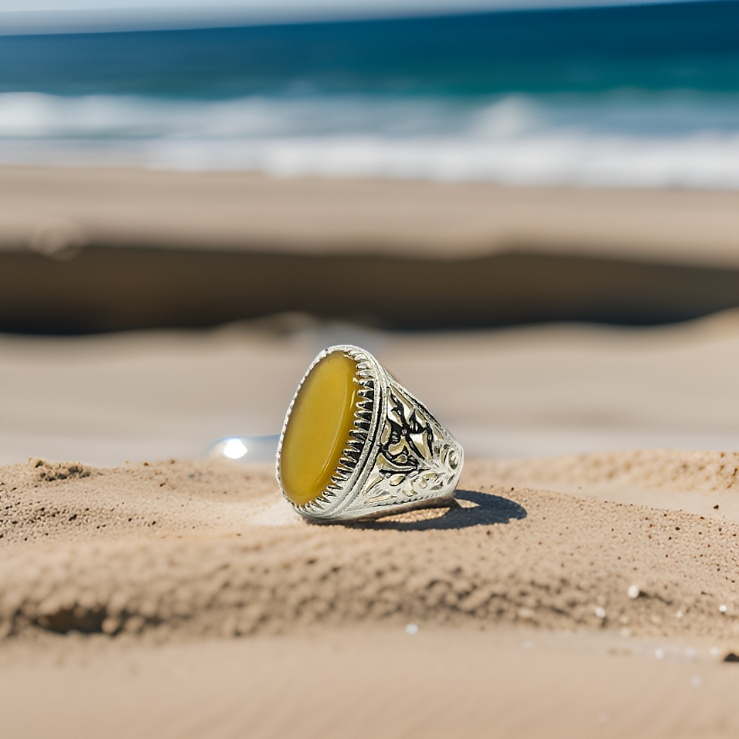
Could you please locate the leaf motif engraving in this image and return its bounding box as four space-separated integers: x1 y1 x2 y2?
362 385 455 505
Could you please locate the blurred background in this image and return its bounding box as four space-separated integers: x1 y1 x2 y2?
1 0 738 184
1 0 738 465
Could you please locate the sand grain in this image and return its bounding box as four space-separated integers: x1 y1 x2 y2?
2 453 738 644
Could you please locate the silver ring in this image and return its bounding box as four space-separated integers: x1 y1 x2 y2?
276 344 464 522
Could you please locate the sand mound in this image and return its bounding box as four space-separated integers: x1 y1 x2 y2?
485 449 739 521
2 452 738 643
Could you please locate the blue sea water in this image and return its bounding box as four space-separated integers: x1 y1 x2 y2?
0 1 737 187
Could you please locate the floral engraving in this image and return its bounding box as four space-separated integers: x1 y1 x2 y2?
362 384 459 505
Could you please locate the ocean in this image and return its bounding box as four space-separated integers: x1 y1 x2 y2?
1 0 738 188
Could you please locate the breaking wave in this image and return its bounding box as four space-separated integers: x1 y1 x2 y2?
1 90 738 189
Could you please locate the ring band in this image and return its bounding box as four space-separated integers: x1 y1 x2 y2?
276 344 464 522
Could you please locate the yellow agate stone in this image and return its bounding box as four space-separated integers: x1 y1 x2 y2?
280 351 360 507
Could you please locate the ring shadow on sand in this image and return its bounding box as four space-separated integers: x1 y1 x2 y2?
347 489 527 531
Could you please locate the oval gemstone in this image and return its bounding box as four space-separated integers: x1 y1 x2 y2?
280 351 360 507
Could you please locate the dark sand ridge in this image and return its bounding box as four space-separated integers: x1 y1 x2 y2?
2 167 739 332
2 453 738 643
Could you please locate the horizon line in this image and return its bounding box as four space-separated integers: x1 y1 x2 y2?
0 0 716 37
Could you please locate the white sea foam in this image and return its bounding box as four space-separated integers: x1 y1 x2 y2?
1 91 738 189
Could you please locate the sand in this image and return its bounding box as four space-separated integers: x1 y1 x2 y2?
3 452 739 737
2 167 739 332
3 452 739 641
4 166 739 261
4 167 739 737
5 310 739 466
6 627 739 739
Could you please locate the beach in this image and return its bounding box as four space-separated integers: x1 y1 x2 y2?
4 0 739 732
3 451 739 737
2 164 739 736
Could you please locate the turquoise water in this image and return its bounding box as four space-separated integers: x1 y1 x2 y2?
0 1 737 187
